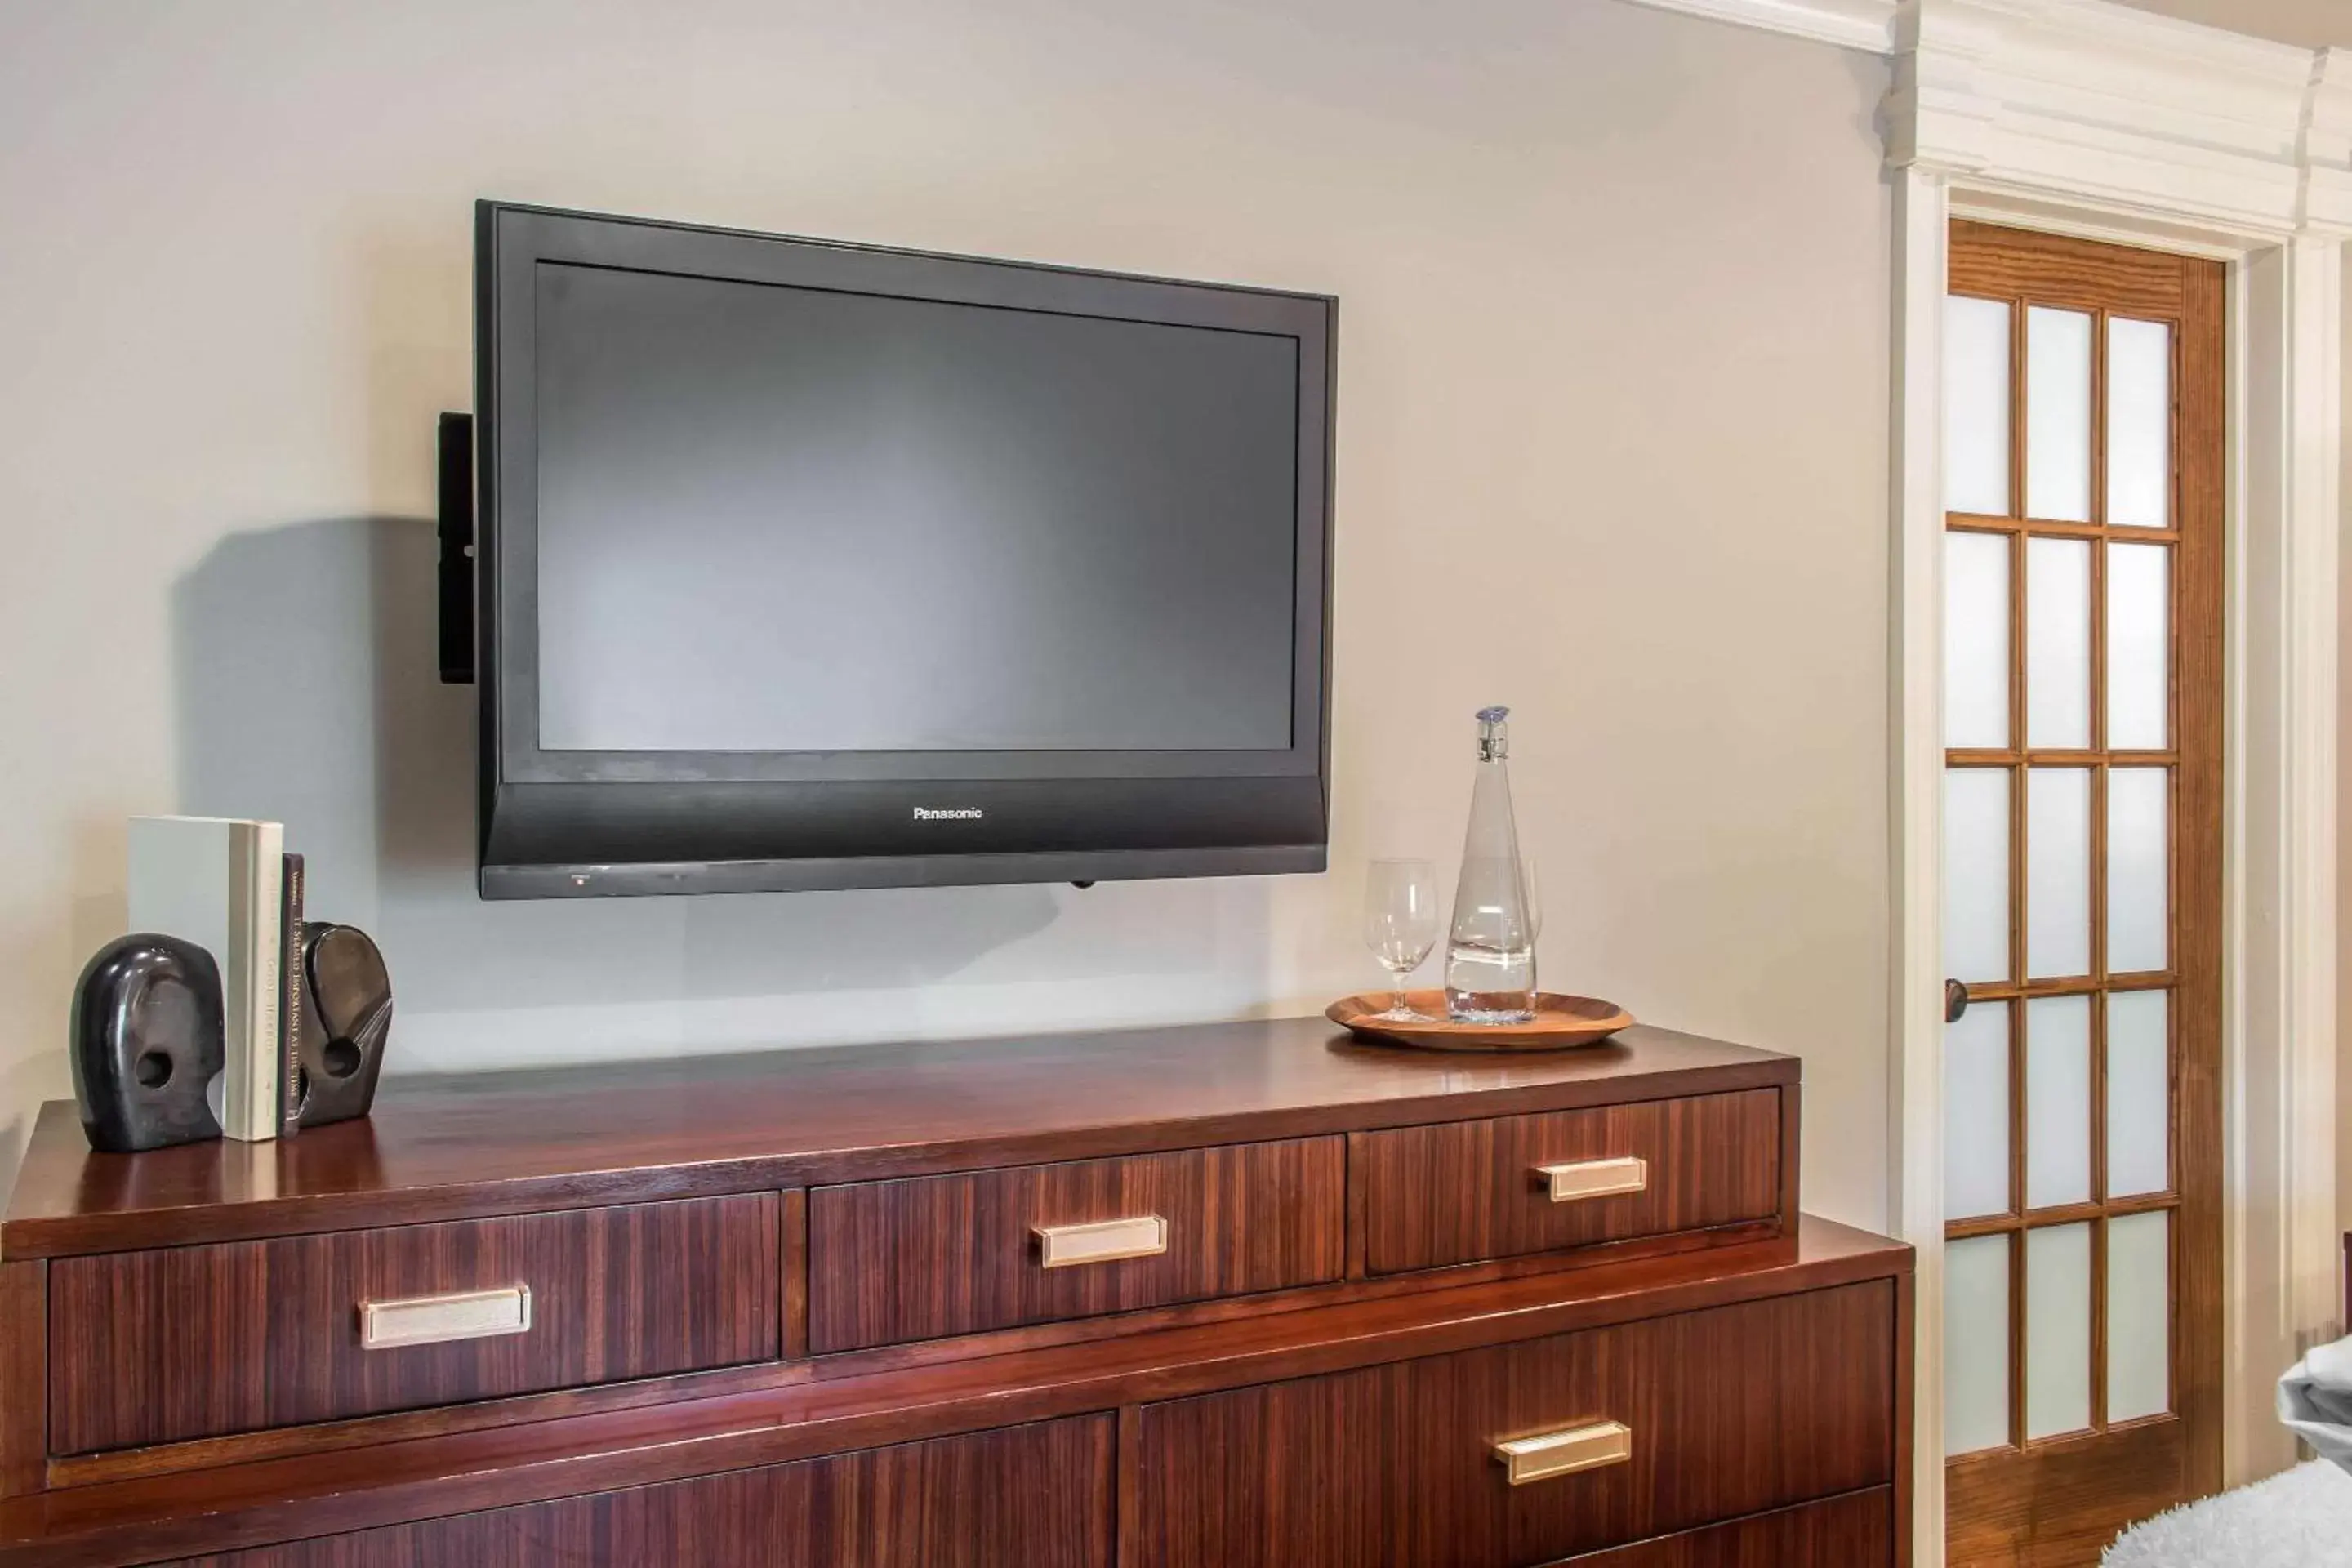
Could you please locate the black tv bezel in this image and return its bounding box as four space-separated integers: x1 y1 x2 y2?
474 202 1334 898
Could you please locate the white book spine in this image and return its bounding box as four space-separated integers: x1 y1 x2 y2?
127 816 283 1143
229 822 283 1143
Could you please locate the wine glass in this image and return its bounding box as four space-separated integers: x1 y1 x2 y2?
1363 859 1440 1021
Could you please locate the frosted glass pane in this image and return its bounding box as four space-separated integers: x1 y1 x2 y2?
1946 532 2011 749
1946 1234 2012 1454
2108 1212 2172 1421
2109 318 2172 528
2108 544 2170 750
2108 989 2170 1196
1945 769 2011 985
1946 1003 2011 1220
2025 996 2091 1209
2026 307 2093 522
1946 295 2012 516
2026 537 2091 750
2025 1223 2093 1439
2025 768 2090 979
2109 768 2169 973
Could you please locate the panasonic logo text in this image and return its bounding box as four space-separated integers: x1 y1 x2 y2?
912 807 986 821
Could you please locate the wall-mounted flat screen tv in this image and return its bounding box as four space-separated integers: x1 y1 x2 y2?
473 203 1334 898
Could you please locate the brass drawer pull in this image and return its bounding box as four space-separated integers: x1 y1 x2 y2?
1493 1419 1633 1485
359 1285 533 1351
1534 1155 1648 1203
1033 1215 1169 1269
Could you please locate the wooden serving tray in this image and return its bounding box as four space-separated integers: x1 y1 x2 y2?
1326 991 1634 1052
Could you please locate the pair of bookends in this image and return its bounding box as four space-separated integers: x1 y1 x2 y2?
69 924 393 1153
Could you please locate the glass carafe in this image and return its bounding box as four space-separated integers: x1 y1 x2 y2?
1445 706 1538 1022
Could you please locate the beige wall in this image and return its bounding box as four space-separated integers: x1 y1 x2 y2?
0 0 1892 1223
2336 257 2352 1288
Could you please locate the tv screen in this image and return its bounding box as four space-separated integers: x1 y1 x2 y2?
473 203 1334 898
534 264 1299 755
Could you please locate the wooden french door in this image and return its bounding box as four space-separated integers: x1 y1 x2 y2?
1939 223 2224 1566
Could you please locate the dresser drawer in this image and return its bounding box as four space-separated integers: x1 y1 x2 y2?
156 1414 1114 1567
1543 1489 1894 1566
49 1193 780 1454
1129 1278 1895 1568
1361 1089 1783 1274
807 1138 1344 1352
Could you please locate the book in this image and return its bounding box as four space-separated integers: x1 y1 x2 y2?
278 852 305 1137
127 817 283 1143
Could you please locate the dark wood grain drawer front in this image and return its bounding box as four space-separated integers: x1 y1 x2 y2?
50 1193 779 1454
1544 1489 1893 1566
808 1137 1345 1352
1361 1089 1782 1274
160 1414 1114 1567
1132 1279 1895 1568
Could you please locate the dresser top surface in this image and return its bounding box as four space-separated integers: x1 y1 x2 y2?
5 1015 1793 1258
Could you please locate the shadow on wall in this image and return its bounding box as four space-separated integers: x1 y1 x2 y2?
169 519 1274 1071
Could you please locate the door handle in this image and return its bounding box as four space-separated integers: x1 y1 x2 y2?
1945 978 1971 1024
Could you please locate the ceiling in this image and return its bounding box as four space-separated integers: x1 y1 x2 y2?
2107 0 2350 50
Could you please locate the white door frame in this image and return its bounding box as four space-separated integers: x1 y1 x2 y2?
1616 2 2349 1563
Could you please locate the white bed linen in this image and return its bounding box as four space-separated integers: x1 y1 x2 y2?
2283 1336 2352 1470
2101 1461 2352 1566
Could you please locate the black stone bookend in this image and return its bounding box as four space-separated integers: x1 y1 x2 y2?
298 923 390 1128
69 933 226 1153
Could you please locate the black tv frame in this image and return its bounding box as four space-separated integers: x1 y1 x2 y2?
472 202 1335 899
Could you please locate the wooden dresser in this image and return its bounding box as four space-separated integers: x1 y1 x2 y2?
0 1017 1911 1566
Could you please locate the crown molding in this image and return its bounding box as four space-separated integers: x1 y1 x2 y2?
1611 0 1898 53
1617 0 2352 238
2303 48 2352 234
1889 2 2352 238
